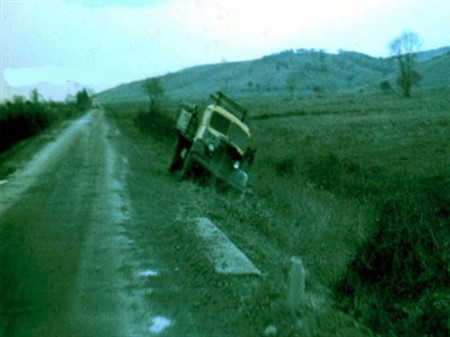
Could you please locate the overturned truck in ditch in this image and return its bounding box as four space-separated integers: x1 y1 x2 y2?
169 92 256 190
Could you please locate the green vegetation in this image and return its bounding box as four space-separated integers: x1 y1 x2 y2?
75 88 93 111
249 89 449 336
143 77 165 106
390 30 423 98
134 104 175 142
379 80 392 93
133 88 448 336
1 95 53 152
130 78 176 142
96 46 449 106
105 100 176 143
335 175 449 336
0 89 92 153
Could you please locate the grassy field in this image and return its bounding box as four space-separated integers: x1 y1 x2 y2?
248 90 450 336
246 88 449 336
250 89 449 181
109 88 449 336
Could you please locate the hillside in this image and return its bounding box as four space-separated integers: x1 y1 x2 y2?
416 51 450 88
96 47 450 104
415 46 450 62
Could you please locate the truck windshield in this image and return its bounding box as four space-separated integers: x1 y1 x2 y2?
210 112 230 134
229 123 248 149
210 112 248 150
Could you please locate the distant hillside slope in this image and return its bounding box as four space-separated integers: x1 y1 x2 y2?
416 52 450 88
96 47 449 104
415 46 450 62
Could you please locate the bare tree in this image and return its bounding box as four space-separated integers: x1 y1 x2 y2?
143 78 164 107
30 88 41 104
389 31 422 98
286 74 298 99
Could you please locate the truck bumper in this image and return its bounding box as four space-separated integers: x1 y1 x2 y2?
190 153 248 190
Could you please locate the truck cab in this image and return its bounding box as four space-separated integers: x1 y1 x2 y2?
170 92 255 190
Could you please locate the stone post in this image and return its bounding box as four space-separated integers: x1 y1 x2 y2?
287 256 305 311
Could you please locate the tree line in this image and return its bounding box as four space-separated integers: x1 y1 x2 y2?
0 88 92 153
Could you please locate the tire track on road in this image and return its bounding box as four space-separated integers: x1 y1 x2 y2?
67 110 137 336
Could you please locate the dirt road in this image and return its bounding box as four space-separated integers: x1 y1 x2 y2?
0 109 234 336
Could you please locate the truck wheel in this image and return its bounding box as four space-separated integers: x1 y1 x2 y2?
169 136 185 172
178 151 192 180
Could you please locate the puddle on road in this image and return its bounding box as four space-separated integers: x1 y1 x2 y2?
138 269 159 277
148 316 171 334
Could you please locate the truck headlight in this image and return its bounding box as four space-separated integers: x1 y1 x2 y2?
233 161 240 169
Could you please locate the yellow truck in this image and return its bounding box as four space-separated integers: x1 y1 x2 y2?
169 92 256 190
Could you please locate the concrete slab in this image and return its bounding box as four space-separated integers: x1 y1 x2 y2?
192 217 261 275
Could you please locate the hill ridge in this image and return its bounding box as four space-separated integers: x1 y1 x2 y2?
96 46 450 104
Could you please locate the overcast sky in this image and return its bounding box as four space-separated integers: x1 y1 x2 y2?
1 0 449 100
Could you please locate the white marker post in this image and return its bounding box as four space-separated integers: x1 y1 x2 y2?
287 256 306 312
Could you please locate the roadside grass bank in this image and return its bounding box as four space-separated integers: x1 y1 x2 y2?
110 103 373 336
124 88 449 336
298 152 449 336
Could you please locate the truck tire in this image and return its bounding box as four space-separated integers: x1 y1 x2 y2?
169 134 189 172
178 151 193 180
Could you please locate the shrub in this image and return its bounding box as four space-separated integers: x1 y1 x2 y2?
134 102 175 142
313 85 324 94
274 157 297 177
379 80 392 92
75 88 92 111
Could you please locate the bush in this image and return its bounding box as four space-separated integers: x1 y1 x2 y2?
274 156 298 177
75 88 92 111
313 85 324 94
379 80 392 92
134 102 175 142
